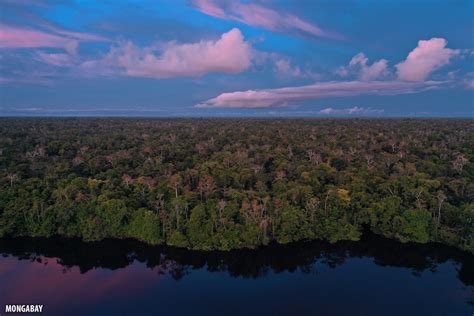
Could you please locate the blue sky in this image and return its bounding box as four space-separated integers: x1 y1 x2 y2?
0 0 473 117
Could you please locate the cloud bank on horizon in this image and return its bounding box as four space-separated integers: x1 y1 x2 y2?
195 80 444 109
0 0 472 116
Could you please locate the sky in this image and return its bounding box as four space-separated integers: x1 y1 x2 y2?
0 0 473 117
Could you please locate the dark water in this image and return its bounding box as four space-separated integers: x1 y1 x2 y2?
1 233 473 316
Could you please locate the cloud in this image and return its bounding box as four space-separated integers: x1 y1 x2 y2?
191 0 341 39
273 57 319 79
337 38 461 83
337 53 388 81
196 80 443 108
36 52 75 67
0 24 107 54
82 28 252 78
45 28 107 43
465 80 474 89
275 58 302 77
318 106 384 115
0 25 78 54
396 38 459 82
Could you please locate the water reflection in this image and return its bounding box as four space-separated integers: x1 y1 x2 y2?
0 233 472 285
0 233 472 315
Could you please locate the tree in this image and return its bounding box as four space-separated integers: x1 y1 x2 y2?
6 173 19 187
98 199 129 237
127 209 162 244
452 153 468 173
436 191 447 227
0 118 471 253
122 174 134 187
169 174 181 198
399 209 431 243
197 175 215 200
187 205 212 249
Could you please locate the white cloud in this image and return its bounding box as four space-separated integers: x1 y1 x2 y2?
319 106 384 115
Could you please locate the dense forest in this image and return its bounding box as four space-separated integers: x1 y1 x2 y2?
0 118 472 252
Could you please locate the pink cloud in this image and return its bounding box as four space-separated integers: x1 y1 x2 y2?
0 25 78 54
192 0 342 39
465 80 474 89
274 57 319 79
0 24 108 54
83 28 252 78
192 0 227 18
396 38 459 82
275 58 302 77
47 28 108 43
37 52 75 67
338 53 389 81
195 80 444 108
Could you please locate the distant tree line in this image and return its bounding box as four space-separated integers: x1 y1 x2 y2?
0 118 472 252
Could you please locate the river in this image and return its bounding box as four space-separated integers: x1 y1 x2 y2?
0 233 472 315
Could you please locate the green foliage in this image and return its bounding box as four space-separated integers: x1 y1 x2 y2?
276 205 307 244
370 196 402 238
187 205 213 250
97 198 129 237
464 237 474 253
213 227 242 250
126 209 162 244
167 230 189 248
398 209 432 243
82 216 107 242
0 118 472 253
240 224 262 249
